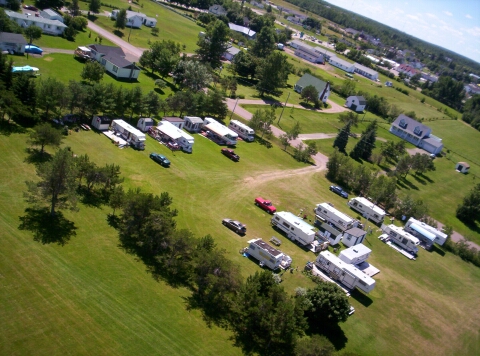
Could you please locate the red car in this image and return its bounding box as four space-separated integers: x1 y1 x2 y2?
255 197 276 214
221 148 239 162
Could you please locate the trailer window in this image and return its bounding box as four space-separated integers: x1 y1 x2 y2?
275 216 280 221
402 238 408 245
283 222 290 229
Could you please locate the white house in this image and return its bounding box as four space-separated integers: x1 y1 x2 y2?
404 217 447 249
246 238 292 270
0 32 27 54
314 219 345 246
223 46 240 61
5 10 67 36
345 96 366 112
91 115 113 131
87 44 141 80
111 10 157 28
339 244 372 265
162 117 184 130
353 62 378 81
184 116 204 133
294 73 331 103
294 44 324 64
341 227 367 247
209 4 228 16
328 56 355 73
228 23 256 40
455 162 470 174
39 9 64 23
389 114 444 155
156 121 194 153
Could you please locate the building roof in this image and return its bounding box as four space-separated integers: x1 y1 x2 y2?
275 211 316 235
157 121 193 141
295 73 329 93
184 116 204 124
348 96 366 105
317 203 355 225
422 136 443 148
329 56 355 68
409 223 436 242
315 47 336 58
88 44 139 69
344 227 366 237
391 114 431 138
353 62 378 76
40 8 61 17
228 23 256 37
252 238 283 257
319 251 375 285
226 46 241 56
163 117 184 123
0 32 27 45
340 243 371 260
289 39 305 47
350 197 386 216
296 44 323 58
5 10 67 28
457 162 470 168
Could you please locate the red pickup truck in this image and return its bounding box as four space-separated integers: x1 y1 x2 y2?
255 197 277 214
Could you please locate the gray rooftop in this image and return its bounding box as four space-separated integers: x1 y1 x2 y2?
6 10 67 28
295 73 329 93
88 44 138 69
391 114 431 138
0 32 27 45
40 9 61 17
252 239 283 257
228 23 256 37
353 62 378 76
329 56 355 67
344 227 366 237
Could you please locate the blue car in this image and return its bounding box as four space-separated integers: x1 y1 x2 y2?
329 185 348 198
25 45 43 54
150 153 170 167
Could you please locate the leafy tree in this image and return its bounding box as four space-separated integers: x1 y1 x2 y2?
381 140 406 162
293 143 311 162
256 52 291 96
166 90 196 117
335 42 347 53
35 0 65 9
294 335 335 356
89 0 101 13
326 148 350 181
139 40 181 77
394 155 413 177
70 16 88 31
338 111 359 127
205 88 228 119
196 20 229 69
456 183 480 224
69 0 80 16
300 85 319 104
338 79 356 98
304 282 351 325
350 120 377 161
67 80 87 114
306 141 318 156
251 26 276 58
81 61 105 83
127 86 143 118
173 59 212 91
114 9 127 30
109 185 125 216
394 195 429 220
12 73 37 111
28 123 64 155
333 121 351 152
151 27 159 36
231 51 257 79
36 77 65 119
368 175 397 210
142 90 161 117
24 25 42 44
462 95 480 131
279 133 290 150
63 25 78 41
410 153 435 175
6 0 21 11
24 147 78 216
288 121 301 141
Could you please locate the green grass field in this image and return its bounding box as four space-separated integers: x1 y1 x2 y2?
0 123 479 355
33 29 115 49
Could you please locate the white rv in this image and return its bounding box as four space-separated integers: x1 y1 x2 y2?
382 224 420 254
156 121 194 153
271 211 316 246
314 203 358 230
228 120 255 142
339 244 371 265
315 251 376 293
203 117 238 146
137 118 154 132
348 197 386 224
404 217 447 248
246 238 292 270
111 119 146 150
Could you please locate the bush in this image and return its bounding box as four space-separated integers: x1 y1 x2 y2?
444 239 480 267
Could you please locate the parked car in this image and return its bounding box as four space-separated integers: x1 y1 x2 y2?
221 148 239 162
222 219 246 235
165 141 179 150
150 153 170 167
25 45 43 54
254 197 277 214
24 5 39 11
329 185 348 198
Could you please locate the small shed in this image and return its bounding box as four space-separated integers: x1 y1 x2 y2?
345 96 366 112
184 116 204 133
455 162 470 174
137 118 154 132
91 115 113 131
163 117 185 130
342 227 367 247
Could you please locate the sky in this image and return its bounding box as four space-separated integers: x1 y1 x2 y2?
324 0 480 64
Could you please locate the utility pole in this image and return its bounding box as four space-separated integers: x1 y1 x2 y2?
277 92 290 125
229 98 239 120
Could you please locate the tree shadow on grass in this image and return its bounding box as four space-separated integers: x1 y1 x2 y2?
411 173 427 185
24 148 52 165
306 322 348 351
431 245 446 256
76 186 108 207
350 289 373 307
19 207 77 246
255 136 272 148
396 177 418 190
0 120 28 136
113 30 124 38
418 172 434 183
106 213 120 229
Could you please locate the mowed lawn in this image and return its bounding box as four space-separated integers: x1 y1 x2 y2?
33 29 115 49
0 126 479 355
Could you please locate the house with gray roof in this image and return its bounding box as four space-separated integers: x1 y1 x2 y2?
294 73 331 103
223 46 240 61
390 114 443 154
5 10 67 36
0 32 27 54
328 56 355 73
353 62 378 81
87 44 140 80
294 43 324 64
315 47 336 61
111 10 157 28
345 96 366 112
228 23 256 40
39 9 63 23
209 4 228 16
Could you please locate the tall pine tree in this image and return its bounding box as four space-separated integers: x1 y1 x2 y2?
333 121 351 152
350 120 377 160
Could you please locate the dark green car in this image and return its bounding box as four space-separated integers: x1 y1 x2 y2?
150 153 170 167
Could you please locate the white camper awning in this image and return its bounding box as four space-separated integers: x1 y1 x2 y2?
409 223 435 241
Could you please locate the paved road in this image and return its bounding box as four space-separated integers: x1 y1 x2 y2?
436 221 480 251
232 98 348 114
42 48 74 55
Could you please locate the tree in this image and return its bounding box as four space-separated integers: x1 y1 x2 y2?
410 153 435 175
6 0 21 11
151 27 159 36
335 42 347 53
35 0 65 9
338 111 359 127
81 61 105 83
28 123 64 155
24 25 42 44
115 9 127 30
36 77 65 119
24 147 78 216
300 85 319 104
109 185 125 215
394 195 429 220
205 88 228 119
288 121 301 141
394 155 413 177
142 90 161 117
89 0 101 13
456 183 480 224
304 282 351 325
350 120 377 161
70 16 88 31
196 20 229 69
294 335 335 356
63 25 78 41
462 95 480 131
249 108 275 139
338 78 356 97
333 121 351 152
173 59 212 91
140 40 181 77
251 26 276 58
368 175 397 210
381 140 406 162
256 52 291 96
69 0 80 16
326 148 350 181
232 51 257 79
279 133 290 150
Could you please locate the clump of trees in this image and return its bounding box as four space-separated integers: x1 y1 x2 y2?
456 183 480 225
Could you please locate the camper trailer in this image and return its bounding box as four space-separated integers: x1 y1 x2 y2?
74 46 93 61
203 117 238 146
228 120 255 142
315 251 376 293
91 115 112 131
271 211 316 246
339 244 372 265
137 118 154 132
314 203 358 230
111 119 146 150
246 238 292 270
404 217 447 248
382 224 420 254
156 121 194 153
348 197 386 224
315 218 344 245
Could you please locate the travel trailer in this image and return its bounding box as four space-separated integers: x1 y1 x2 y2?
203 117 238 146
404 217 447 248
338 244 372 265
314 203 358 230
246 238 292 270
111 119 146 150
348 197 386 224
271 211 316 246
156 121 194 153
228 120 255 142
382 224 420 254
315 251 376 293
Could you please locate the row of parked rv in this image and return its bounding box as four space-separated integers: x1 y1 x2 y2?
91 116 256 152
